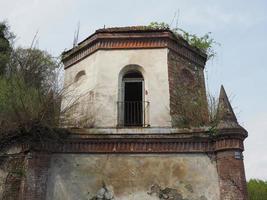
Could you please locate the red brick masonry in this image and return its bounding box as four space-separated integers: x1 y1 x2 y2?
19 152 51 200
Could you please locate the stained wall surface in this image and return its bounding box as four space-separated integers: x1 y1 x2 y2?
46 154 220 200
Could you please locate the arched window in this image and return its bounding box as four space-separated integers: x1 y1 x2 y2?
123 71 143 79
117 65 149 127
122 70 144 126
74 70 86 82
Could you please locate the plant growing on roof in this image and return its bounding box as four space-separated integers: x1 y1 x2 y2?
147 22 219 60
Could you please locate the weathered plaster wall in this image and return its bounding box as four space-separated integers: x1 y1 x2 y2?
46 154 220 200
62 49 171 128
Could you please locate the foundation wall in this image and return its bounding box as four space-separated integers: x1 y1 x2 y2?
45 154 220 200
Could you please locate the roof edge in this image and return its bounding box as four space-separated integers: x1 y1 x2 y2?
62 26 206 57
62 26 207 68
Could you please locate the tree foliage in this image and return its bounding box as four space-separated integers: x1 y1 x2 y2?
147 22 218 59
248 179 267 200
0 21 68 152
9 47 59 92
0 21 14 75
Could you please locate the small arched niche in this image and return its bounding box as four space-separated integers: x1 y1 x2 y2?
74 70 86 83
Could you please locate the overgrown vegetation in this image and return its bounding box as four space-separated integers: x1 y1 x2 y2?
172 81 209 128
248 179 267 200
172 82 223 132
147 22 219 59
0 21 14 75
147 22 220 129
168 65 220 129
0 21 70 153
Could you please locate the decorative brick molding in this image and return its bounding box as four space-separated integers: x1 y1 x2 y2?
25 139 212 154
62 29 207 69
20 131 245 154
215 138 244 151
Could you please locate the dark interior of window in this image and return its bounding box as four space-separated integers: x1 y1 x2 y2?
123 71 143 126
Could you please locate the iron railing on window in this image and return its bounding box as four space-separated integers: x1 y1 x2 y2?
117 101 149 127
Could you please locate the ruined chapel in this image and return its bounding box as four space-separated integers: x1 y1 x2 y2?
1 26 248 200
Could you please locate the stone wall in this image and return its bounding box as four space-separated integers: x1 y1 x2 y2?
45 154 220 200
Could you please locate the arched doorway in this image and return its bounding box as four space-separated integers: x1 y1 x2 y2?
120 70 144 126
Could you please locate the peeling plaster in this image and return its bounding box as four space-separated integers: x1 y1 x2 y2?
46 154 220 200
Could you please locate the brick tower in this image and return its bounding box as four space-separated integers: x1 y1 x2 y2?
215 86 248 200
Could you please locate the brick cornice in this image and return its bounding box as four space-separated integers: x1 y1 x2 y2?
20 131 245 154
62 30 207 69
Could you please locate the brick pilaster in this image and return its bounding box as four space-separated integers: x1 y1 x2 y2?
20 151 51 200
216 149 248 200
1 156 24 200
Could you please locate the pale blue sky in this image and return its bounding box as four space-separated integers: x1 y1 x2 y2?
1 0 266 180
